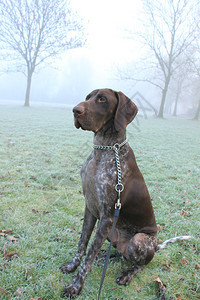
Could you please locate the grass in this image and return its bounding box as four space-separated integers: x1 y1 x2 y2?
0 105 199 300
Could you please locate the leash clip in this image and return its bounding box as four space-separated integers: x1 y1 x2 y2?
115 201 121 210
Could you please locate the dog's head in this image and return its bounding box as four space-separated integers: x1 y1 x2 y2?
73 88 138 133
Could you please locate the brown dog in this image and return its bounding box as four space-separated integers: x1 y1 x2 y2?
60 89 191 298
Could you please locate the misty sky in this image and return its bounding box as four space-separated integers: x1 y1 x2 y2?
0 0 152 106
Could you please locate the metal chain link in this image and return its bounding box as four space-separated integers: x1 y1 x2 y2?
93 139 127 209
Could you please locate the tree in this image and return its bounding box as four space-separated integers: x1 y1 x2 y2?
119 0 196 118
186 14 200 120
168 55 191 116
0 0 85 106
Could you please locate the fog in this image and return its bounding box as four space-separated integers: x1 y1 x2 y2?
0 48 142 106
0 0 199 118
0 0 149 107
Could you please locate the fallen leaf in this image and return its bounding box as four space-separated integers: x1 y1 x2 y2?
7 235 19 242
177 178 183 182
33 219 40 225
177 278 185 283
3 245 18 261
42 210 51 214
38 185 49 190
161 262 172 271
181 209 188 216
110 286 118 290
4 252 19 261
14 288 23 296
168 176 176 180
181 209 192 217
32 209 39 214
153 275 166 299
25 267 29 279
0 229 12 234
181 256 189 265
157 224 166 231
0 287 10 295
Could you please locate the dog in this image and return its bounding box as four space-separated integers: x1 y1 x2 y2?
60 89 192 298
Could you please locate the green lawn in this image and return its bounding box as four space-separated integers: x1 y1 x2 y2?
0 106 199 299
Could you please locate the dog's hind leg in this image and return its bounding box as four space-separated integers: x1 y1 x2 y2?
115 232 157 286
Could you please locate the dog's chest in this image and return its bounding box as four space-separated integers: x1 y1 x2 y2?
81 151 118 218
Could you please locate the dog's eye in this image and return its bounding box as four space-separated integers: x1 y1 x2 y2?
98 97 107 103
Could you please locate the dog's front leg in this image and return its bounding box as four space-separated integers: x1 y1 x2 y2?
61 217 113 298
60 206 97 274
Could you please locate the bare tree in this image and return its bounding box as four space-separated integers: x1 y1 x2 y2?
186 14 200 120
168 55 191 116
172 78 184 116
0 0 85 106
119 0 196 118
188 65 200 120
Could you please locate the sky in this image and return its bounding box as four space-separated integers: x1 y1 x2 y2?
71 0 143 63
0 0 153 106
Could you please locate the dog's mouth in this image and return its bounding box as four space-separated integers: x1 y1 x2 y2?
74 116 81 129
74 116 87 130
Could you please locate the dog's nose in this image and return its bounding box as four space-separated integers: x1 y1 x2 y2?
73 106 84 116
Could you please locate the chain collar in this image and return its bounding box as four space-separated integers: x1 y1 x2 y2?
93 139 127 151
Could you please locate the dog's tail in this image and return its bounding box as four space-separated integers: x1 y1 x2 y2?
157 235 192 251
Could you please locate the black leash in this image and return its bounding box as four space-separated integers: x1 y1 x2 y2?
97 205 120 300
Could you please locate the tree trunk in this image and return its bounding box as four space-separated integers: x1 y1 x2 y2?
193 99 200 120
172 93 179 116
173 80 183 117
158 76 170 118
24 71 32 107
158 89 167 118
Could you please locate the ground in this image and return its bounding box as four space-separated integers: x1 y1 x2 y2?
0 106 199 299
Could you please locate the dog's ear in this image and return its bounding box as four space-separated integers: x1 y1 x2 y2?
114 91 138 132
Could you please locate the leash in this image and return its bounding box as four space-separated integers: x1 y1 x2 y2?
93 139 127 300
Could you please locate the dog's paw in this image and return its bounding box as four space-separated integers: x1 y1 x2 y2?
116 266 142 286
60 261 78 274
116 270 133 286
61 283 82 298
